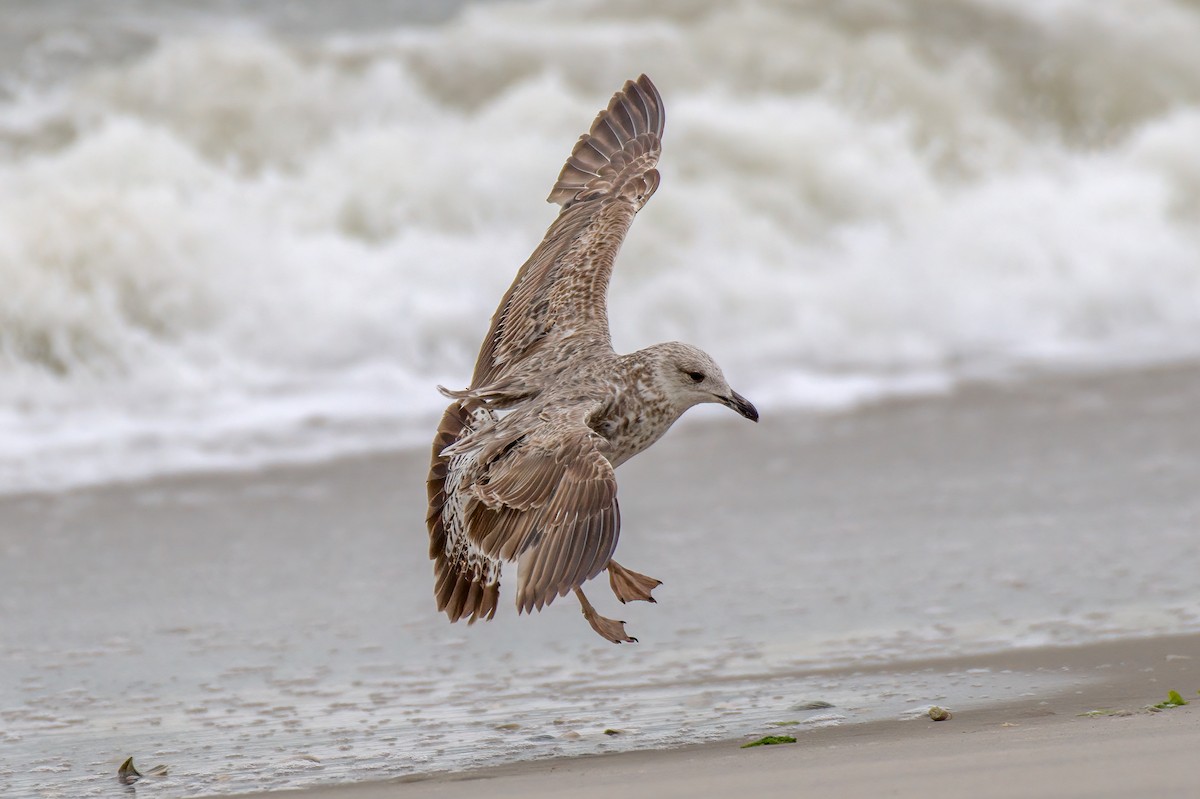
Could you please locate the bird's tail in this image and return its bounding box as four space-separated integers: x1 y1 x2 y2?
546 74 664 209
426 400 502 623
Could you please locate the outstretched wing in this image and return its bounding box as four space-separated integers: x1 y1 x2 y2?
427 400 504 624
459 407 621 613
469 74 665 392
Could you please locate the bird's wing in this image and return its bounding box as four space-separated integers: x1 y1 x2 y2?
427 399 504 625
468 74 665 393
457 404 620 613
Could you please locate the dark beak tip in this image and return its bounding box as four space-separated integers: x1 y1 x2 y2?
725 390 759 423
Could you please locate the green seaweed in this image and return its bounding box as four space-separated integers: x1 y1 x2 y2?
768 720 801 727
741 735 796 748
1152 690 1189 709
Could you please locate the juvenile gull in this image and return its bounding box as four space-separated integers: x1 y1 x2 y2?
426 75 759 643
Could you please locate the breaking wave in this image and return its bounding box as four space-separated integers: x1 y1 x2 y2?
3 0 1200 492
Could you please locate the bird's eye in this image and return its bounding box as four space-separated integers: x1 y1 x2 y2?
687 371 705 383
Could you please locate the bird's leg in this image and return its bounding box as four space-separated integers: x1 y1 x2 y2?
607 560 662 604
575 587 637 644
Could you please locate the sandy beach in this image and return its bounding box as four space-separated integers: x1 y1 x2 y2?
3 364 1199 797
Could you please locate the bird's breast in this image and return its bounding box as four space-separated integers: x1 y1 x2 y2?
596 401 675 468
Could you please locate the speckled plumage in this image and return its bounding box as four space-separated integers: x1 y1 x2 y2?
426 75 758 643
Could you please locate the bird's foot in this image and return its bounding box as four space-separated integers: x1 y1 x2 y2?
607 560 662 604
575 587 637 644
584 611 638 644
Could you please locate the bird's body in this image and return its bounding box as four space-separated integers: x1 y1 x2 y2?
426 76 758 643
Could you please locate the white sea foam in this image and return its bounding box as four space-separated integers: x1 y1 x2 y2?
2 0 1200 493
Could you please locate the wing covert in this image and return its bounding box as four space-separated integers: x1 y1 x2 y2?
461 411 621 613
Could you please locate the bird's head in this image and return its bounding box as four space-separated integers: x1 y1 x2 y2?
646 342 758 422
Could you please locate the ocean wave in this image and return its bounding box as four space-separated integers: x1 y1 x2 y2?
2 0 1200 492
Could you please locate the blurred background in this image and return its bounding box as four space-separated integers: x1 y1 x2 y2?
3 0 1199 495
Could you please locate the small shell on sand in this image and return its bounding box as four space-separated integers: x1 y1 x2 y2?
117 757 168 785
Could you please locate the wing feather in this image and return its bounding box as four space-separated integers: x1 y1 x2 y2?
455 409 620 614
427 401 504 624
468 75 665 392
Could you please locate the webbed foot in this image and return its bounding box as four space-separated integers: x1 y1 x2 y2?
607 560 663 604
575 587 637 643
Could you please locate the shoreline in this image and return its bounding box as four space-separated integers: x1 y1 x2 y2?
2 357 1196 504
216 631 1200 798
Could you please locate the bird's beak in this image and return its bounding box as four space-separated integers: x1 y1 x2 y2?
720 390 759 423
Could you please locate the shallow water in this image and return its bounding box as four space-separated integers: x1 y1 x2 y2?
2 646 1076 798
3 0 1200 492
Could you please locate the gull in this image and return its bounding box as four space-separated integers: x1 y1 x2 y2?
426 75 758 643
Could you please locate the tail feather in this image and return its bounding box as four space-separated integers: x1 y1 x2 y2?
546 74 664 209
426 401 503 624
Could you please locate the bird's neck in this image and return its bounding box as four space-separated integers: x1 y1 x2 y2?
597 353 685 467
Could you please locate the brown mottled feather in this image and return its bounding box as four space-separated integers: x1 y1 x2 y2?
427 401 503 624
463 409 620 613
469 75 664 393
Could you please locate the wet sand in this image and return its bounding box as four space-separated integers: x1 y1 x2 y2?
3 364 1199 796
